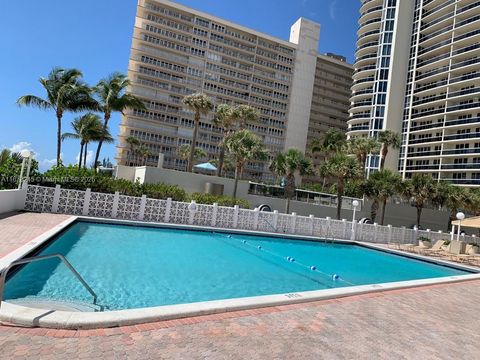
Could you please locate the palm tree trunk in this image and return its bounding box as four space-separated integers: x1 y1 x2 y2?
188 114 200 172
285 197 291 214
78 143 84 169
370 200 379 222
380 198 387 225
56 111 63 166
233 164 241 199
84 143 88 168
217 146 225 177
380 147 388 170
94 113 110 170
447 210 456 231
416 206 422 228
336 179 344 220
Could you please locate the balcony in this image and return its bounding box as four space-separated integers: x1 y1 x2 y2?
443 147 480 155
408 136 442 145
444 132 480 141
441 163 480 170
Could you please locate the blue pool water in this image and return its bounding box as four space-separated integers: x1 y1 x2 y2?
4 221 471 310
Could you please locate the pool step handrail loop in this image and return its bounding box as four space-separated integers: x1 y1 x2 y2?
0 253 98 309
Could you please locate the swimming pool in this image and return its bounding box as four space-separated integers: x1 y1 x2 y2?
3 221 472 312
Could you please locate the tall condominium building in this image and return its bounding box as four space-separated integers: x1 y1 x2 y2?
348 0 480 186
116 0 353 182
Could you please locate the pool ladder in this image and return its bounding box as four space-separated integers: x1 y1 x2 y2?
0 254 98 309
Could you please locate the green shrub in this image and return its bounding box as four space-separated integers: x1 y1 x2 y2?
418 236 431 242
142 183 187 202
37 165 187 201
189 193 250 209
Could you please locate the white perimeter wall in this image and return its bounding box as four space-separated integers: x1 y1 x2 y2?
0 189 26 214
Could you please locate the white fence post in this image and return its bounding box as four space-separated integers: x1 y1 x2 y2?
164 198 172 222
253 208 260 230
82 188 91 216
51 185 61 213
291 212 297 234
414 225 418 243
309 215 315 236
358 222 364 241
401 226 406 244
211 203 218 227
342 219 347 239
111 192 120 218
272 210 279 231
326 217 331 238
233 205 239 228
388 225 392 244
188 201 197 225
139 195 147 220
373 223 378 243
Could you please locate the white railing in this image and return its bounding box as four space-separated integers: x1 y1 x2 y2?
23 185 480 246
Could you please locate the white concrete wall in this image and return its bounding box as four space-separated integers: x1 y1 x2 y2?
0 189 26 214
383 0 415 172
116 165 250 198
285 18 321 152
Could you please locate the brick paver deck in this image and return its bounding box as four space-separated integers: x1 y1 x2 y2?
0 212 72 257
0 212 479 359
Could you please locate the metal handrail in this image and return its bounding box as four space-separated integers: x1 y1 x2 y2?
0 254 98 308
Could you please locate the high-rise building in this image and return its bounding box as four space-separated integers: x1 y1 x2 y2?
117 0 353 182
348 0 480 186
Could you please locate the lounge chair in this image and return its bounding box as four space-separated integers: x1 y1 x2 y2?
450 245 480 266
419 240 445 256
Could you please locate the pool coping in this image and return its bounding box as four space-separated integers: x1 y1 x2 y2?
1 215 480 330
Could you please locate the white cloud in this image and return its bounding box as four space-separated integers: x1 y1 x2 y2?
39 158 57 171
76 150 93 167
10 141 34 154
329 0 338 20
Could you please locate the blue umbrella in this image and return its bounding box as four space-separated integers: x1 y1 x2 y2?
193 162 217 171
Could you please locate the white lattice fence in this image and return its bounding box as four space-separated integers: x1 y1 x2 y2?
24 185 55 213
23 184 480 246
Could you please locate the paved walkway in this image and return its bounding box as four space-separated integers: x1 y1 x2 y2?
0 212 479 359
0 212 71 257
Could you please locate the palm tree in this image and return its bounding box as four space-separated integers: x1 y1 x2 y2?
135 145 153 166
62 113 103 168
362 170 402 225
213 104 236 176
233 105 259 129
432 182 470 230
93 73 145 169
0 149 11 167
348 137 380 175
178 144 207 171
89 128 114 169
320 153 361 220
182 93 214 172
270 149 313 214
17 67 97 166
378 130 401 170
311 129 347 155
401 174 436 228
125 136 140 166
224 129 269 198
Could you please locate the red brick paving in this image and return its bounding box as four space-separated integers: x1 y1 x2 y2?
1 212 480 359
0 212 71 257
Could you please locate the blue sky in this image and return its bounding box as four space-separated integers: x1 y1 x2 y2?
0 0 360 171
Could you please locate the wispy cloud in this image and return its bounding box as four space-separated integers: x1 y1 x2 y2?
329 0 338 20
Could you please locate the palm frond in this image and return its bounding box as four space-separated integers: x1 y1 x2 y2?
16 95 52 109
